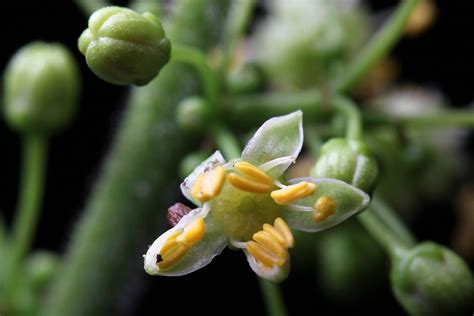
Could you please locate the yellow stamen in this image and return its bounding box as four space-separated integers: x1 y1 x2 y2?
274 217 294 248
313 196 337 223
246 218 294 268
191 165 225 203
253 231 287 259
157 217 206 269
227 173 272 193
176 217 206 246
271 182 317 205
234 161 272 186
246 241 285 267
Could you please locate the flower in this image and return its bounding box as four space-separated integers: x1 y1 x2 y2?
144 111 370 282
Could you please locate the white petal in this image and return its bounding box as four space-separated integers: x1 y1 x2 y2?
241 111 303 178
180 151 226 205
282 177 370 232
243 249 290 283
144 205 226 276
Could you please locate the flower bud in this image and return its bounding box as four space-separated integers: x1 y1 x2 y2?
311 138 379 193
26 251 59 290
391 242 474 316
176 97 210 132
78 6 171 86
3 42 80 135
226 62 266 94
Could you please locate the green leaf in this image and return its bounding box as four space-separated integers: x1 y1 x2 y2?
283 177 370 232
241 110 303 178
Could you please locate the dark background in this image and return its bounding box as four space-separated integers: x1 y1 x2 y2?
0 0 473 315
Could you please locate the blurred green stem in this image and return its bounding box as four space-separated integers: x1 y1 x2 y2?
221 0 256 71
332 0 421 94
209 124 241 160
172 44 219 107
75 0 110 16
259 278 288 316
358 197 416 258
333 97 363 140
5 135 48 292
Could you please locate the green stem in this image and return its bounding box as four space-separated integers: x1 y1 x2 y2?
129 0 162 16
221 0 256 71
209 124 241 160
258 278 288 316
333 97 363 140
5 135 48 291
358 197 415 258
75 0 110 16
172 44 219 108
333 0 421 94
225 90 325 128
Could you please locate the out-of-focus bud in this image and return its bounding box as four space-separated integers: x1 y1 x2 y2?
405 0 437 37
311 138 379 193
226 62 265 95
78 6 171 86
179 151 209 179
26 251 59 290
391 242 474 316
3 42 80 135
176 96 210 132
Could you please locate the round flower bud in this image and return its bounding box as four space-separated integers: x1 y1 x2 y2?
226 62 266 95
176 97 210 132
3 42 80 135
391 242 474 316
78 6 171 86
311 138 379 193
26 251 59 290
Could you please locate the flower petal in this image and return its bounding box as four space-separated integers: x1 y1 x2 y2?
282 177 370 232
144 205 227 276
241 111 303 178
243 249 290 283
180 151 226 205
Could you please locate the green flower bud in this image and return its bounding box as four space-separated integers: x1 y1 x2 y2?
391 242 474 316
78 6 171 86
311 138 379 193
3 42 80 135
26 251 59 290
176 96 210 132
226 62 266 94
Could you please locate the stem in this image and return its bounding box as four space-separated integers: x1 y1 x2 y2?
358 197 415 258
258 278 288 316
75 0 110 16
5 135 48 291
129 0 162 16
333 0 421 94
209 124 241 160
371 197 416 247
221 0 256 71
333 97 363 140
225 90 325 128
172 44 219 108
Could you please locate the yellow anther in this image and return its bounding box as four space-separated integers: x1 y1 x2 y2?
246 241 285 267
191 165 225 203
157 244 189 270
263 223 287 247
234 161 272 186
253 231 287 259
271 182 317 205
227 173 272 193
176 217 206 246
246 217 294 268
273 217 294 248
313 196 337 223
157 217 206 269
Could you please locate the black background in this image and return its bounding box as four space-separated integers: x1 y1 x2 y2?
0 0 473 315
